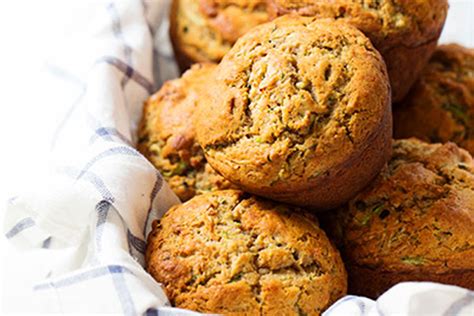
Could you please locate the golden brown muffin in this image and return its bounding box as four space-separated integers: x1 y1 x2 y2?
322 138 474 298
170 0 270 71
195 16 392 210
170 0 448 101
146 190 347 315
137 63 234 201
266 0 448 102
394 44 474 155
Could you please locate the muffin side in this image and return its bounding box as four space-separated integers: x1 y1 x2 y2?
394 44 474 155
137 63 234 201
266 0 447 48
146 190 347 315
170 0 269 71
322 138 474 298
195 16 392 209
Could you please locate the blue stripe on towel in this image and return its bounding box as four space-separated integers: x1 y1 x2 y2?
90 127 133 146
5 217 35 239
110 265 136 316
58 166 115 203
34 264 134 290
76 146 141 180
143 172 163 236
96 56 154 93
443 292 474 316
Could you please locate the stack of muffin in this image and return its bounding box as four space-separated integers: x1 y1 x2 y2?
139 1 474 315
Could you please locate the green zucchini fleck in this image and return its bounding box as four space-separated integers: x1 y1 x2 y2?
230 272 244 282
163 161 188 177
357 204 384 226
443 103 469 125
401 256 425 266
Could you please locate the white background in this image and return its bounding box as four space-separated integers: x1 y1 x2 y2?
0 0 472 313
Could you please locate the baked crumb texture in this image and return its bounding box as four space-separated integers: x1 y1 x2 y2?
394 44 474 155
196 16 392 210
137 63 235 201
146 190 347 315
170 0 269 70
323 138 474 298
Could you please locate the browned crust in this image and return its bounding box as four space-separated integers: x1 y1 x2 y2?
196 16 392 210
266 0 448 48
394 44 474 154
169 0 270 73
137 63 235 201
249 95 392 209
146 190 347 315
169 0 197 72
347 264 474 299
321 139 474 298
265 0 448 102
385 39 439 103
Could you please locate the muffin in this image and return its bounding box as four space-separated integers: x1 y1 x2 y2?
394 44 474 155
195 16 392 210
170 0 270 71
146 190 347 315
171 0 448 102
266 0 448 102
322 138 474 298
137 63 234 201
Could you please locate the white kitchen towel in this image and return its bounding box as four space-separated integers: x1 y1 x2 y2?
3 0 473 315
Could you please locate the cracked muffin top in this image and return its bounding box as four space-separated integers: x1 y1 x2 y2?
170 0 269 69
137 63 234 202
195 16 392 209
394 44 474 155
146 190 347 315
323 138 474 280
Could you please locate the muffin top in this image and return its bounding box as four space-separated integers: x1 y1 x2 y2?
146 190 347 315
325 138 474 273
171 0 269 63
266 0 448 50
137 63 234 201
394 44 474 154
196 16 390 199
